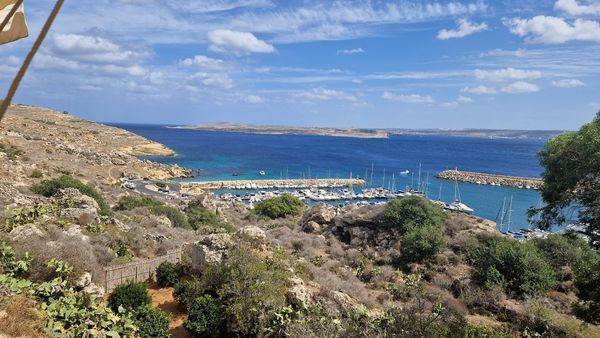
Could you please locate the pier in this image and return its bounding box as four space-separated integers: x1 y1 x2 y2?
436 170 543 190
182 178 366 191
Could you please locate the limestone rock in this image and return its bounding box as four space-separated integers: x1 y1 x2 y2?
54 188 99 210
302 220 322 233
236 226 267 242
286 276 314 306
59 207 100 226
9 224 45 242
192 233 232 271
301 203 336 226
64 225 90 242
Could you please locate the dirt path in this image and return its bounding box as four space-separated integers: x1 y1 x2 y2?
148 284 192 338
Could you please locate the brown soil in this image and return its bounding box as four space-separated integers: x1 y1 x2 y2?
148 283 193 338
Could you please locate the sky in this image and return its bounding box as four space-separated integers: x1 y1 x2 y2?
1 0 600 130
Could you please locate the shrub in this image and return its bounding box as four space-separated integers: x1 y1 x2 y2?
115 195 190 229
132 305 170 338
469 237 557 297
533 234 597 270
400 225 447 262
384 196 447 233
31 175 112 216
184 295 225 338
29 169 43 178
253 193 306 219
186 206 234 233
156 261 182 288
0 141 25 160
573 258 600 324
174 279 205 308
199 244 291 336
108 282 151 312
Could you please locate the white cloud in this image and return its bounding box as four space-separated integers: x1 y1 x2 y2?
207 29 276 54
552 79 585 88
179 55 226 71
441 95 473 107
244 94 265 103
501 81 540 93
337 48 365 55
296 88 357 102
479 48 528 58
49 33 151 65
437 19 488 40
505 16 600 44
187 72 234 89
555 0 600 16
462 85 497 94
474 68 542 82
382 92 434 103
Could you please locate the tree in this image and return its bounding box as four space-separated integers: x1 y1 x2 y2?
401 225 447 262
530 110 600 248
253 193 306 219
384 196 447 233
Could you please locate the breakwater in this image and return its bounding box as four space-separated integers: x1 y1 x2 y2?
436 170 543 190
182 178 366 191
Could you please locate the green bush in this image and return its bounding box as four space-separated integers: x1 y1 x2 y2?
31 175 112 216
468 237 557 297
199 245 291 336
108 282 151 313
174 279 205 308
184 295 225 338
253 193 306 219
115 195 190 229
0 142 24 160
400 225 447 262
156 261 181 288
185 206 233 232
533 234 597 270
132 306 170 338
573 258 600 324
384 196 447 233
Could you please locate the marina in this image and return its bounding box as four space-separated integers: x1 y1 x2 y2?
182 178 366 191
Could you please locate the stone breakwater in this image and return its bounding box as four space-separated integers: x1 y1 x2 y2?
182 178 366 191
436 170 543 190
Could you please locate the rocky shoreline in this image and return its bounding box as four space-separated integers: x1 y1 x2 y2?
436 169 543 190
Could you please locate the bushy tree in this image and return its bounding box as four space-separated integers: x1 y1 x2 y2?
31 175 112 216
384 196 447 233
531 110 600 248
108 282 151 313
468 238 557 297
401 225 447 262
186 206 234 233
132 306 170 338
573 257 600 324
156 261 182 288
533 234 597 270
174 279 205 308
114 195 190 229
253 193 306 219
184 295 225 337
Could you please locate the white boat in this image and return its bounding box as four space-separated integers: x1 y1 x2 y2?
259 170 266 176
445 176 474 214
400 170 410 175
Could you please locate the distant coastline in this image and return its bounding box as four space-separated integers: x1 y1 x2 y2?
171 123 389 139
172 122 565 140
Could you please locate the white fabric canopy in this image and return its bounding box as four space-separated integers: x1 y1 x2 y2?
0 0 29 45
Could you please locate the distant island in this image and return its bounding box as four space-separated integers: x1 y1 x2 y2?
174 122 565 140
172 122 390 139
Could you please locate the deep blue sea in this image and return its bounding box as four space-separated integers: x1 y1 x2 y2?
112 124 555 232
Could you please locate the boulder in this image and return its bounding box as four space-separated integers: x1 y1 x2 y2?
335 204 386 228
286 276 314 306
9 224 45 242
111 158 127 166
54 188 100 210
192 234 232 271
302 220 322 233
301 203 336 226
75 272 105 298
236 226 267 242
59 207 100 226
64 225 90 242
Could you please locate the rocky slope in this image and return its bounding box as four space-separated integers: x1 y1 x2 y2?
0 105 190 191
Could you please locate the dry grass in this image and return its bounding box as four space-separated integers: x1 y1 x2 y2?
0 295 47 337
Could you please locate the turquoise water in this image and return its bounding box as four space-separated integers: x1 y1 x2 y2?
112 124 555 232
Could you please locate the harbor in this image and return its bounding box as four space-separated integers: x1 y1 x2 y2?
436 169 543 190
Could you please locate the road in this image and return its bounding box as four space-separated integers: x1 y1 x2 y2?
126 180 182 199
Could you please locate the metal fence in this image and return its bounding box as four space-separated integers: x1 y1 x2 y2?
103 249 182 293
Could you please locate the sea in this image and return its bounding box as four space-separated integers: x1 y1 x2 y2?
112 124 560 233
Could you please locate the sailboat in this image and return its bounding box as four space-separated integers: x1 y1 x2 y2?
446 176 474 213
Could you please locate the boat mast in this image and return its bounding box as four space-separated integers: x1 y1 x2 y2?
499 197 506 232
507 196 513 231
382 168 386 188
438 183 443 201
417 162 422 191
370 162 374 186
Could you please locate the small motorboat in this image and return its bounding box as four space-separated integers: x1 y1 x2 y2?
259 170 266 176
400 170 410 175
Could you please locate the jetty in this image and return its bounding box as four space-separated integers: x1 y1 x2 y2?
436 170 543 190
182 178 366 191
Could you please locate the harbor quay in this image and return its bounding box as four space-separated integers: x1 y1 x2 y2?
436 170 543 190
182 178 367 191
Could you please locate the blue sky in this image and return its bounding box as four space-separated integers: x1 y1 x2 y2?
1 0 600 129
